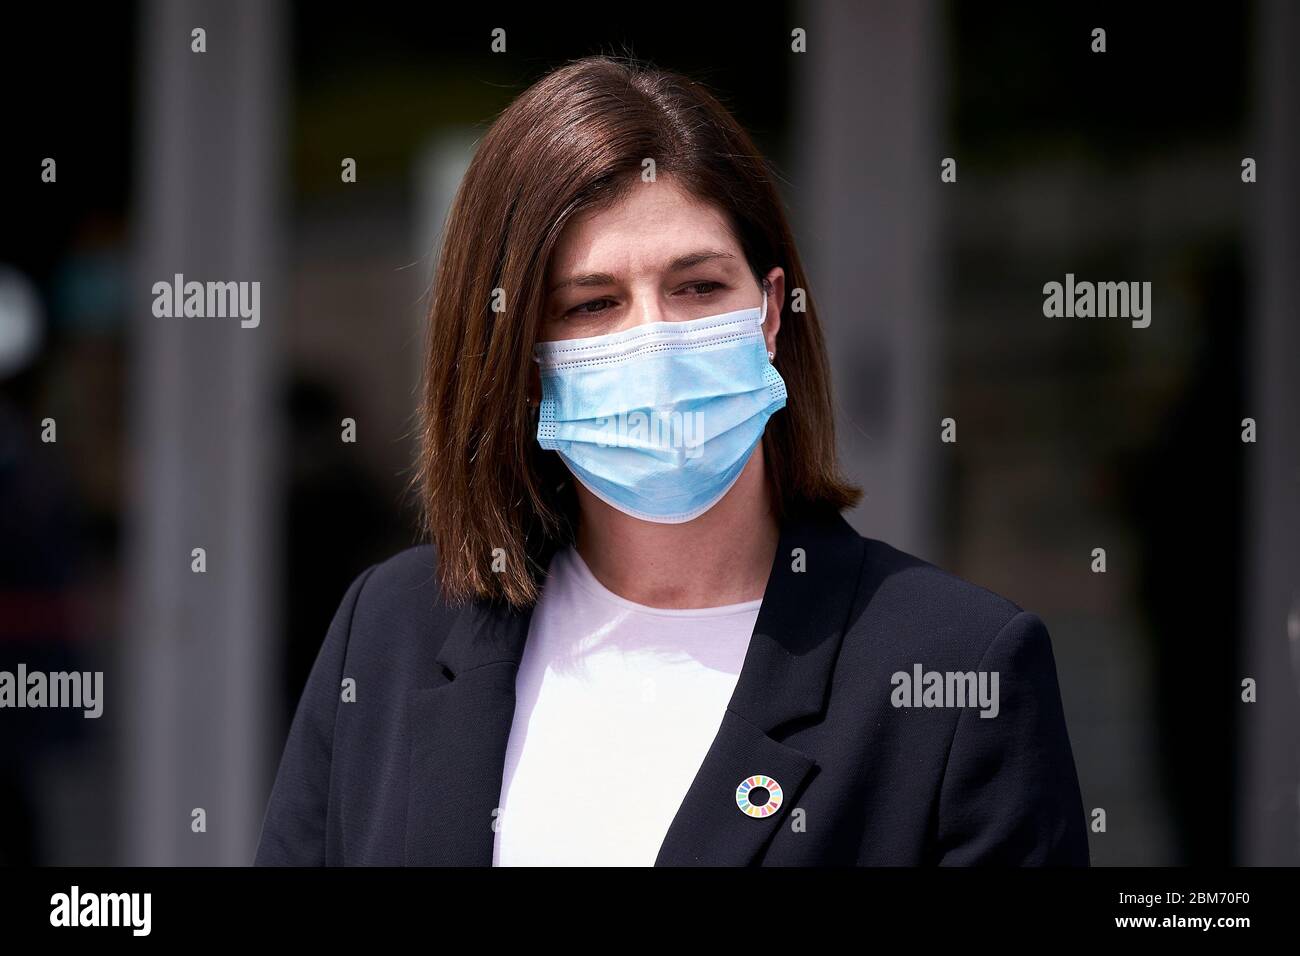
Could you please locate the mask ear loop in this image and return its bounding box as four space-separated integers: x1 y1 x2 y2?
759 279 775 362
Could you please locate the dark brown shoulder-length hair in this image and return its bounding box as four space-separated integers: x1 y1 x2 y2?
416 55 860 608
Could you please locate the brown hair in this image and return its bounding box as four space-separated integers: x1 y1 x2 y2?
416 56 860 608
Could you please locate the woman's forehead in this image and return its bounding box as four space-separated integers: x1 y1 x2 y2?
549 181 741 279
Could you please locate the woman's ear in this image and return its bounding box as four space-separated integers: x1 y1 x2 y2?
762 267 784 359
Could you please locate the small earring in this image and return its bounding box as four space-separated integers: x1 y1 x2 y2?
767 350 776 360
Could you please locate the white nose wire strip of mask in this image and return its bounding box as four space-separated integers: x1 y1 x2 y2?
535 302 766 371
534 307 758 365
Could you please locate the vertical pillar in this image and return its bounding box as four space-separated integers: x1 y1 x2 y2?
793 0 941 557
1241 0 1300 866
124 0 285 864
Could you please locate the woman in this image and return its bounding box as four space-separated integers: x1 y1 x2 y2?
255 56 1089 866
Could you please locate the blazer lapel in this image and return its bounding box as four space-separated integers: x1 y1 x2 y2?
404 506 867 867
405 594 535 865
655 506 868 866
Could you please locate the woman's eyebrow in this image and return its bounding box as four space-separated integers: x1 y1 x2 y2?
549 271 618 293
666 250 735 271
549 250 735 294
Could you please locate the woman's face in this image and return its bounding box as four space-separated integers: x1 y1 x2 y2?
539 175 783 349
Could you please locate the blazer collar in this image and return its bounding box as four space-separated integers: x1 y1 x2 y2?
405 505 868 866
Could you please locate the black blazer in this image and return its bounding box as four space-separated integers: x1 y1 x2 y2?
254 506 1089 866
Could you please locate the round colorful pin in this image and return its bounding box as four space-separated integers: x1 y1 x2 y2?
735 774 783 818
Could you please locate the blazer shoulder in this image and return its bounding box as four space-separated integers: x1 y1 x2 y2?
355 542 442 606
850 533 1028 659
339 543 457 660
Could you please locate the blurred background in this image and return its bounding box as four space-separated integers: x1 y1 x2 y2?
0 0 1296 865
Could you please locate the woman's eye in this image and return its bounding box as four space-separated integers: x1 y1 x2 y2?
559 283 721 318
567 298 615 316
678 281 723 296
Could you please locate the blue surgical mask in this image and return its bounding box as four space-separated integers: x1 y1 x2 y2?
533 291 786 523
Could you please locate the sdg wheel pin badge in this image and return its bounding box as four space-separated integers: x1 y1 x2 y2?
735 775 783 818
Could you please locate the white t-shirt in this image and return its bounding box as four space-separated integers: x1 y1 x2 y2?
491 545 761 866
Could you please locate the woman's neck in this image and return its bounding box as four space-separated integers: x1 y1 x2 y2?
573 449 780 609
